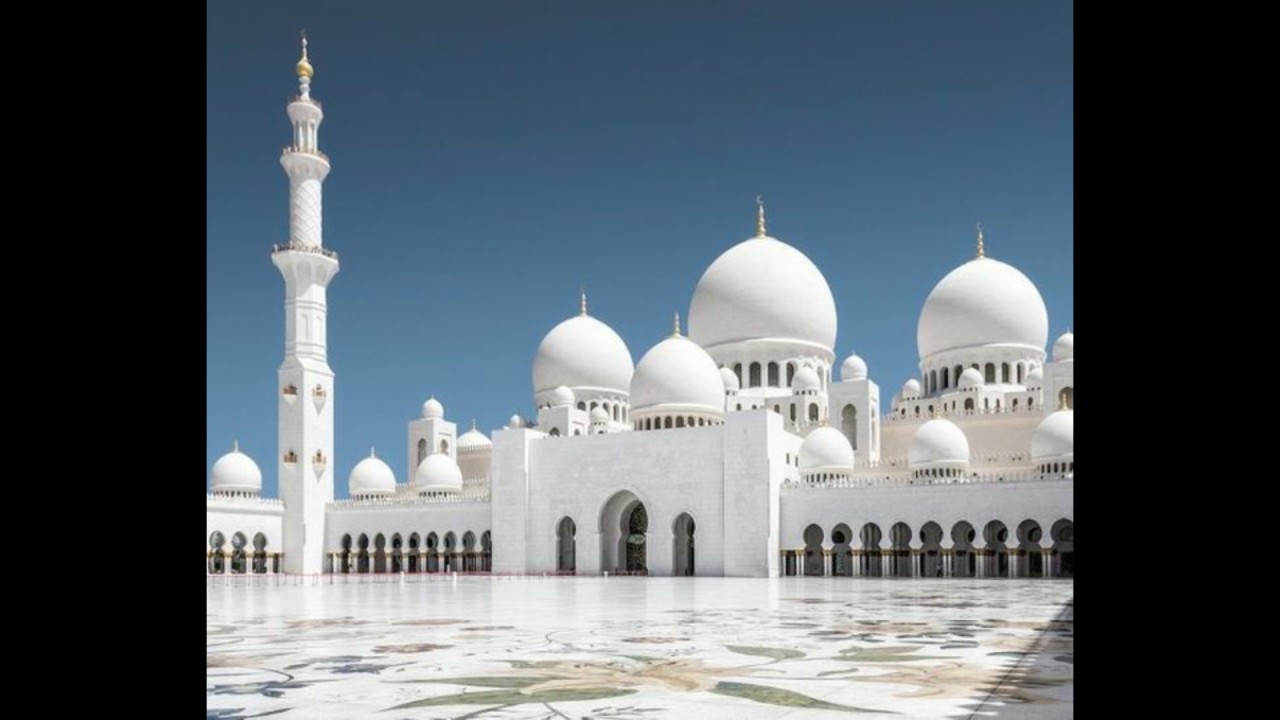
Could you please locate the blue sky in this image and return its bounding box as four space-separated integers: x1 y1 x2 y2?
207 1 1073 497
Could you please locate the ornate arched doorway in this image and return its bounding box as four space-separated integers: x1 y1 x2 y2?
673 513 695 576
600 490 647 574
557 517 576 573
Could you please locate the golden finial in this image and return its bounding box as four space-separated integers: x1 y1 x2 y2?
975 222 985 258
471 419 477 431
756 195 767 238
672 312 682 337
232 439 240 452
580 287 587 316
296 31 314 79
369 446 376 458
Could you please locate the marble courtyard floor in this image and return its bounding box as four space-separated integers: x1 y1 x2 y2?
207 576 1073 719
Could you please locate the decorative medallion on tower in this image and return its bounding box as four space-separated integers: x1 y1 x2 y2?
312 449 327 478
312 384 328 412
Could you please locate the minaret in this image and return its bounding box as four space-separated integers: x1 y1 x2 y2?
271 33 338 575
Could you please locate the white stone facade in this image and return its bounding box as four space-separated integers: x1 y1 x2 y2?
208 45 1074 579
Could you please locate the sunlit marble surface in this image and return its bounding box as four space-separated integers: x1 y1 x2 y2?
208 576 1073 719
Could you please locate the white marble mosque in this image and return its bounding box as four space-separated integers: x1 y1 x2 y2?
206 39 1074 584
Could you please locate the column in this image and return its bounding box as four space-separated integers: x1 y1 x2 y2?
975 550 985 578
223 551 232 575
245 550 256 575
824 549 833 576
1042 549 1053 578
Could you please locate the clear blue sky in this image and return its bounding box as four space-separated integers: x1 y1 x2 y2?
207 1 1073 498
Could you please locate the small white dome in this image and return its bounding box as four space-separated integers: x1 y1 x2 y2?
840 353 868 381
458 424 492 451
416 453 463 493
917 257 1049 360
958 367 984 389
908 418 970 469
792 365 821 393
901 378 922 399
1026 366 1044 386
1032 408 1073 462
590 406 610 423
507 414 524 429
631 334 725 417
210 443 262 494
422 396 444 419
800 426 855 471
688 235 838 352
720 366 740 392
349 451 395 497
533 313 634 398
1053 332 1074 362
550 385 576 408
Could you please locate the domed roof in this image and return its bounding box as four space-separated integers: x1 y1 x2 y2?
917 255 1048 360
349 450 395 496
958 367 984 389
800 426 855 471
210 441 262 494
416 453 463 493
532 311 634 397
719 366 740 392
631 327 725 416
1032 408 1073 461
1053 332 1074 362
908 418 971 469
507 414 524 429
792 365 821 392
688 233 837 352
901 378 922 399
550 385 576 408
590 406 610 423
1026 365 1044 386
840 353 868 382
457 422 491 451
422 396 444 419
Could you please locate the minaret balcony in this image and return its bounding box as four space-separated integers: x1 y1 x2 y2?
271 243 339 261
281 146 329 162
289 95 323 110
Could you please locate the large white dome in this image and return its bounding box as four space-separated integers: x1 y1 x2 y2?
908 418 971 469
1032 408 1074 461
210 443 262 494
457 424 492 452
416 453 463 493
533 313 634 396
349 450 395 497
800 426 855 471
917 257 1048 360
631 334 725 415
688 236 837 352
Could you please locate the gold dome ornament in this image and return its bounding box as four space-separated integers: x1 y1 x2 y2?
296 32 314 79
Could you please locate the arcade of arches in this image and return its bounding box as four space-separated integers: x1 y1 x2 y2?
783 518 1073 578
207 531 282 574
326 530 492 575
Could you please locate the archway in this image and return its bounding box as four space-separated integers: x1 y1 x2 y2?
951 522 976 577
253 533 267 574
890 522 912 577
209 531 225 574
860 523 883 577
417 438 427 467
841 405 857 450
599 490 647 574
231 532 247 574
408 533 420 573
443 532 457 572
463 531 477 572
340 534 352 574
373 534 386 573
389 533 402 572
1017 520 1044 577
426 532 439 573
557 517 577 573
983 521 1010 577
357 534 370 573
919 522 943 577
831 524 853 576
1051 518 1074 577
803 524 825 575
481 531 492 572
673 513 696 576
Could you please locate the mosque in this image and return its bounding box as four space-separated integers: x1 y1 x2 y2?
206 41 1074 580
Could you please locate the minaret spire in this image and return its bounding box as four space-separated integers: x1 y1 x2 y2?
672 312 682 337
580 287 587 316
296 31 314 98
975 222 985 258
756 195 767 238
